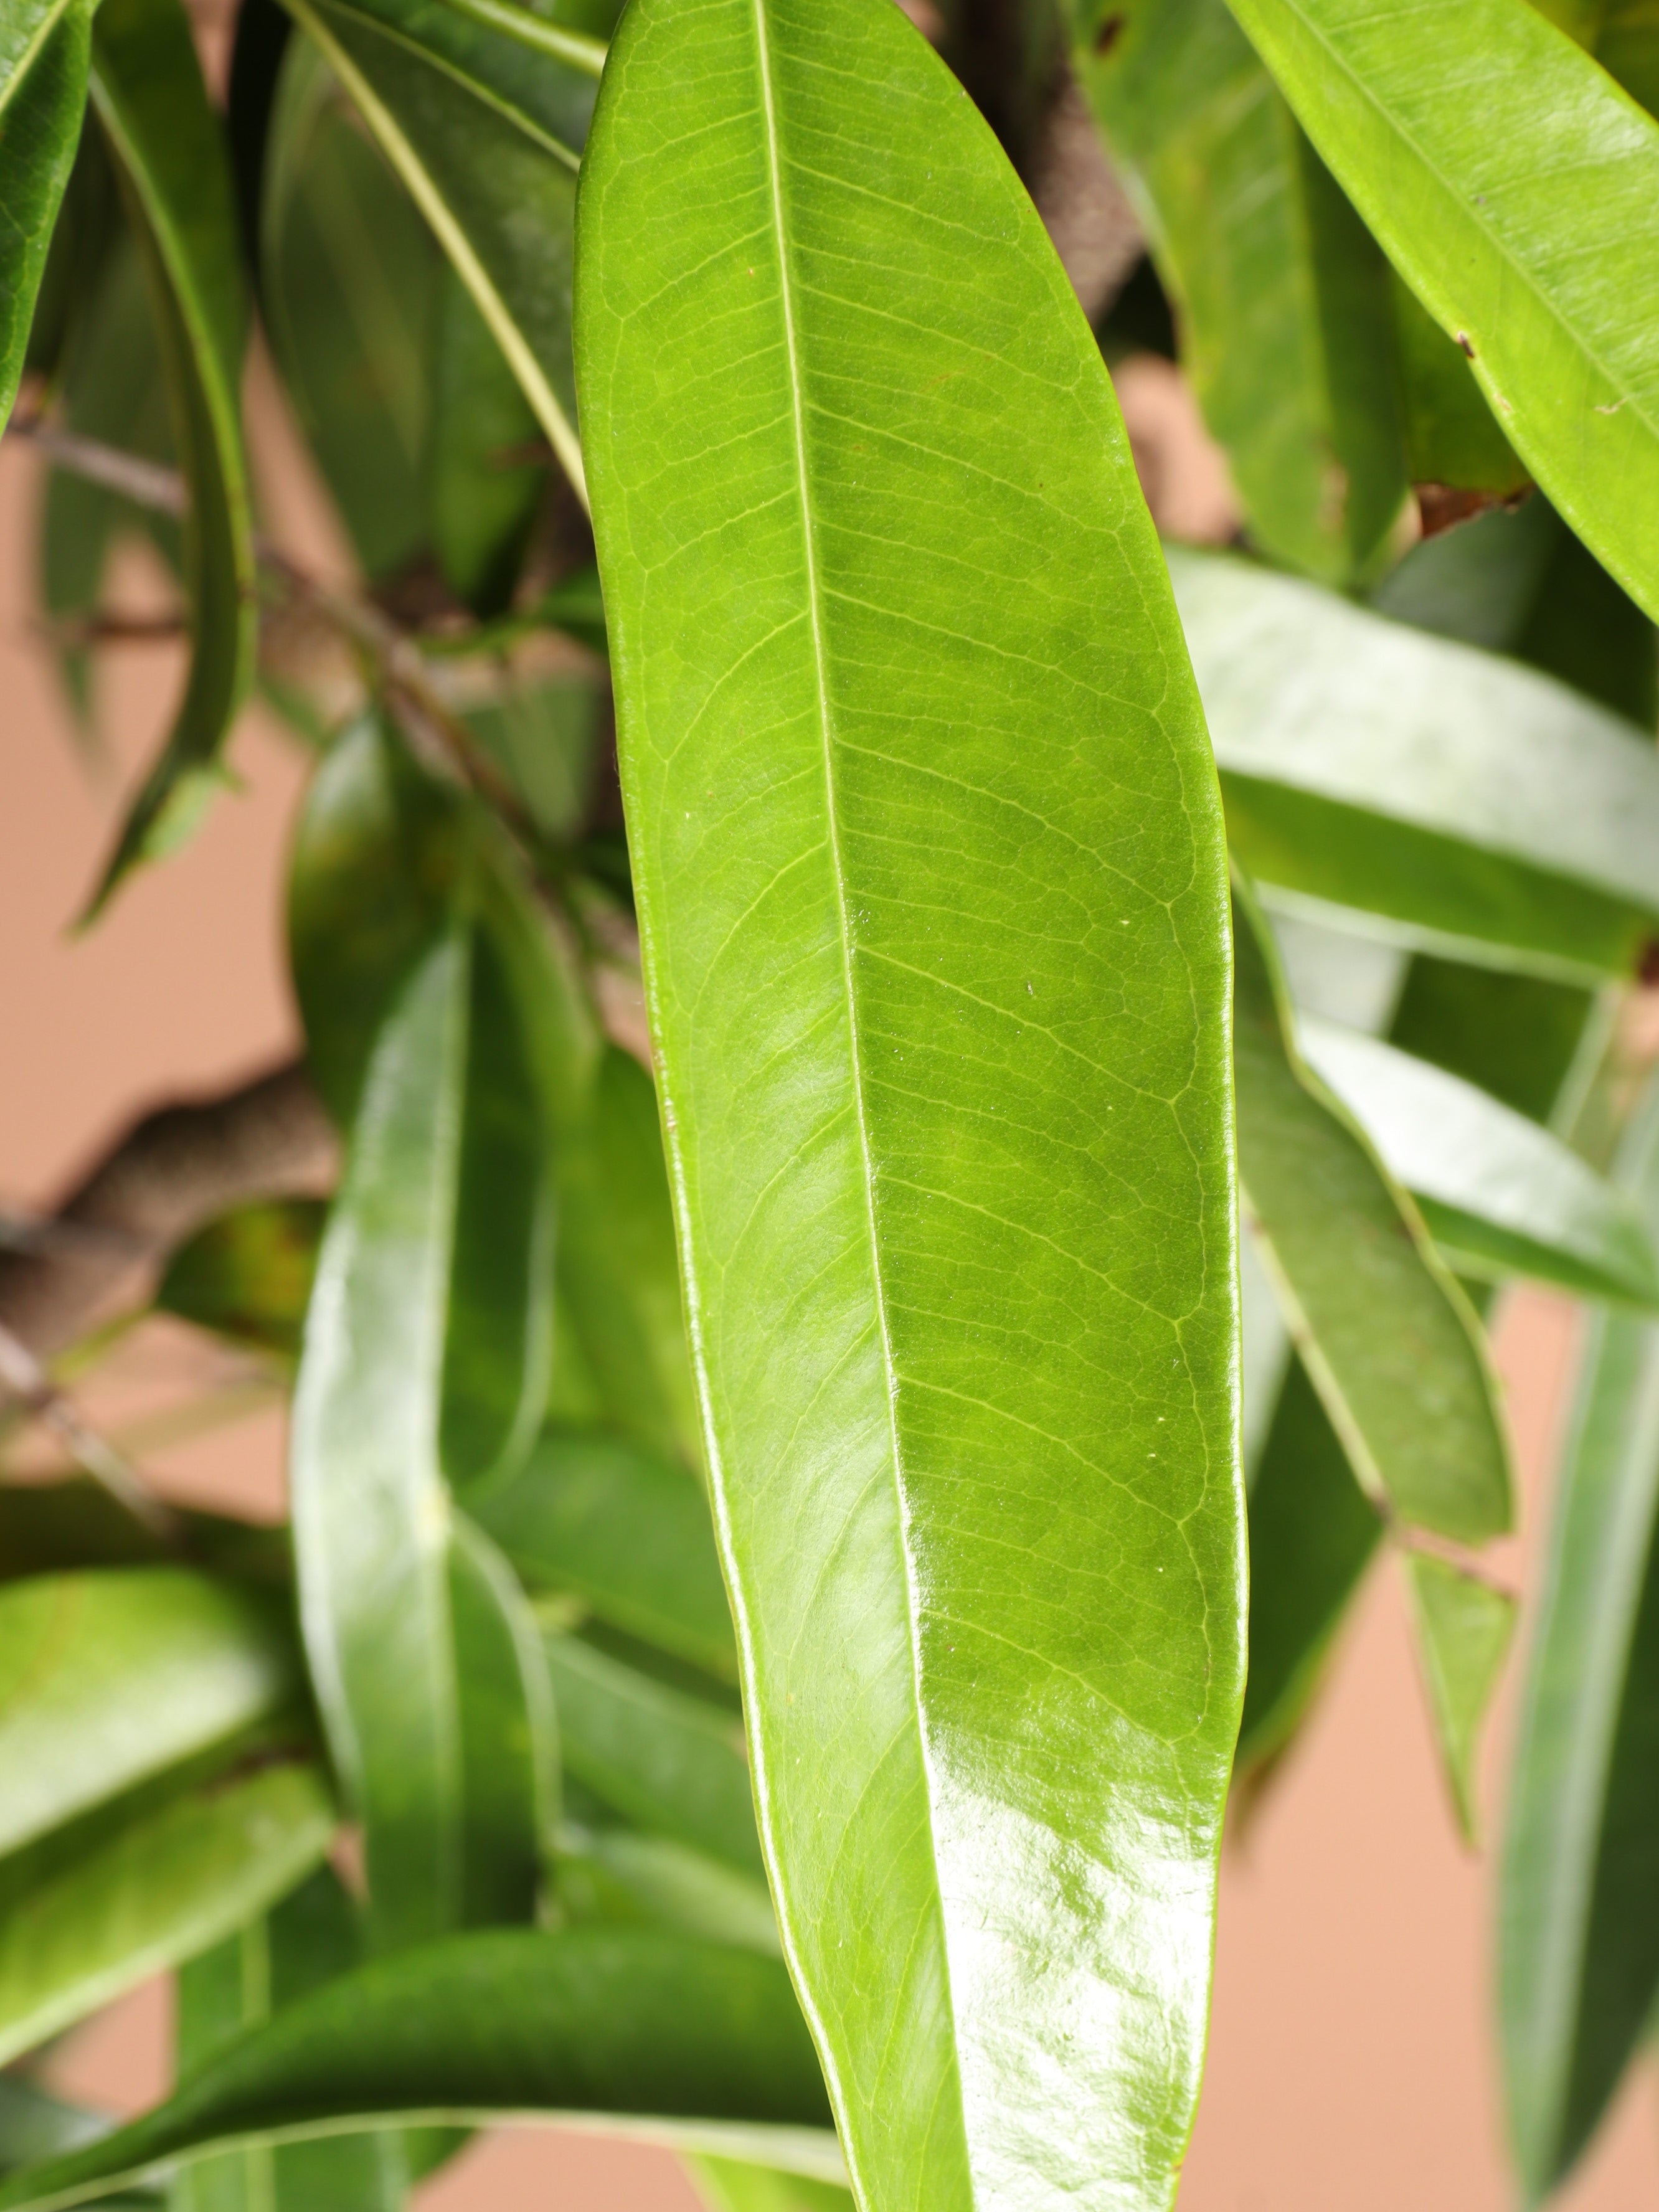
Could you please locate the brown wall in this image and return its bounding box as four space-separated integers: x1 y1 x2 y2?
4 425 1655 2209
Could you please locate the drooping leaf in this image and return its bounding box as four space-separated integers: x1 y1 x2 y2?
1298 1017 1659 1308
556 1821 778 1958
0 1931 840 2212
1074 0 1408 584
427 260 546 616
260 29 437 582
575 2 1245 2202
273 0 603 504
1404 1550 1515 1845
0 1763 334 2069
542 1633 759 1881
156 1199 325 1361
1232 878 1511 1542
1217 0 1659 623
475 1427 734 1680
85 0 256 904
689 2157 852 2212
0 1569 301 1858
1173 548 1659 978
1500 1085 1659 2197
0 0 92 430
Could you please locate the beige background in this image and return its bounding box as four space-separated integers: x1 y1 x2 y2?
5 414 1657 2206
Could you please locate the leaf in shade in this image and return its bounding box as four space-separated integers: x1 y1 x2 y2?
1217 0 1659 623
1074 0 1408 584
542 1633 759 1881
0 1482 289 1587
556 1822 778 1959
273 0 603 504
1232 878 1511 1543
575 1 1245 2202
1403 1551 1515 1845
0 1569 301 1858
1599 0 1659 114
1173 549 1659 978
0 0 92 430
1500 1085 1659 2199
1298 1018 1659 1308
689 2157 852 2212
427 261 546 617
0 1763 334 2070
0 1931 839 2212
1385 955 1594 1125
156 1200 326 1361
260 30 437 582
85 0 256 906
475 1427 734 1681
0 2081 105 2178
1391 274 1530 499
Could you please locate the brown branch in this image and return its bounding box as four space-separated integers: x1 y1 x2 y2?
0 1062 338 1360
0 1321 180 1539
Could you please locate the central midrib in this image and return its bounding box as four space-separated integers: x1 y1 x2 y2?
747 0 967 2184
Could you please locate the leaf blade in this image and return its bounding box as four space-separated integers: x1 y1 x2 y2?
0 0 91 431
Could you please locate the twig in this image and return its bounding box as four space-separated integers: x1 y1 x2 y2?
0 1321 180 1540
16 422 187 516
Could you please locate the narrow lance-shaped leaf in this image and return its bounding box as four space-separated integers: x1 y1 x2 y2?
1231 877 1512 1543
1074 0 1408 585
85 0 256 904
272 0 604 503
0 1931 840 2212
1500 1082 1659 2198
1173 549 1659 979
576 2 1245 2204
1404 1551 1515 1845
1218 0 1659 623
0 0 92 430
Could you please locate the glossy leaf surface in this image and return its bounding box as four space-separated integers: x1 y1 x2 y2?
1500 1090 1659 2195
0 1569 300 1858
1299 1018 1659 1308
1075 0 1407 583
276 0 602 500
1404 1551 1515 1844
0 1931 839 2212
1173 550 1659 977
0 0 91 431
1219 0 1659 622
577 1 1244 2201
0 1764 333 2068
1232 883 1511 1543
475 1428 734 1680
86 0 255 902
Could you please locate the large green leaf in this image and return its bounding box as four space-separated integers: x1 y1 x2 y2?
1500 1087 1659 2197
85 0 255 903
0 1931 839 2212
1232 881 1511 1543
1074 0 1407 584
1218 0 1659 622
1173 549 1659 978
475 1427 734 1680
0 0 91 430
1298 1018 1659 1307
543 1633 759 1879
273 0 603 503
576 1 1244 2203
0 1764 333 2069
0 1569 300 1858
291 929 556 1949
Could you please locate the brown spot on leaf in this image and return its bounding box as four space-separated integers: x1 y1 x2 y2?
1457 331 1476 358
1094 11 1126 52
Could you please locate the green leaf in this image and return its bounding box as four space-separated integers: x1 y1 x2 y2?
1298 1018 1659 1308
1500 1087 1659 2197
274 0 600 504
689 2157 851 2212
1217 0 1659 623
575 1 1244 2201
1403 1551 1515 1845
1391 274 1530 498
156 1200 325 1361
261 29 437 582
1599 0 1659 112
427 260 546 616
475 1427 734 1680
0 0 92 430
0 1569 301 1859
1232 879 1511 1542
556 1822 778 1958
1386 956 1594 1125
0 2081 105 2176
85 0 256 905
542 1633 758 1880
0 1763 334 2071
0 1482 288 1587
1173 548 1659 978
1074 0 1408 584
0 1931 839 2212
556 1046 700 1469
291 929 557 1949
